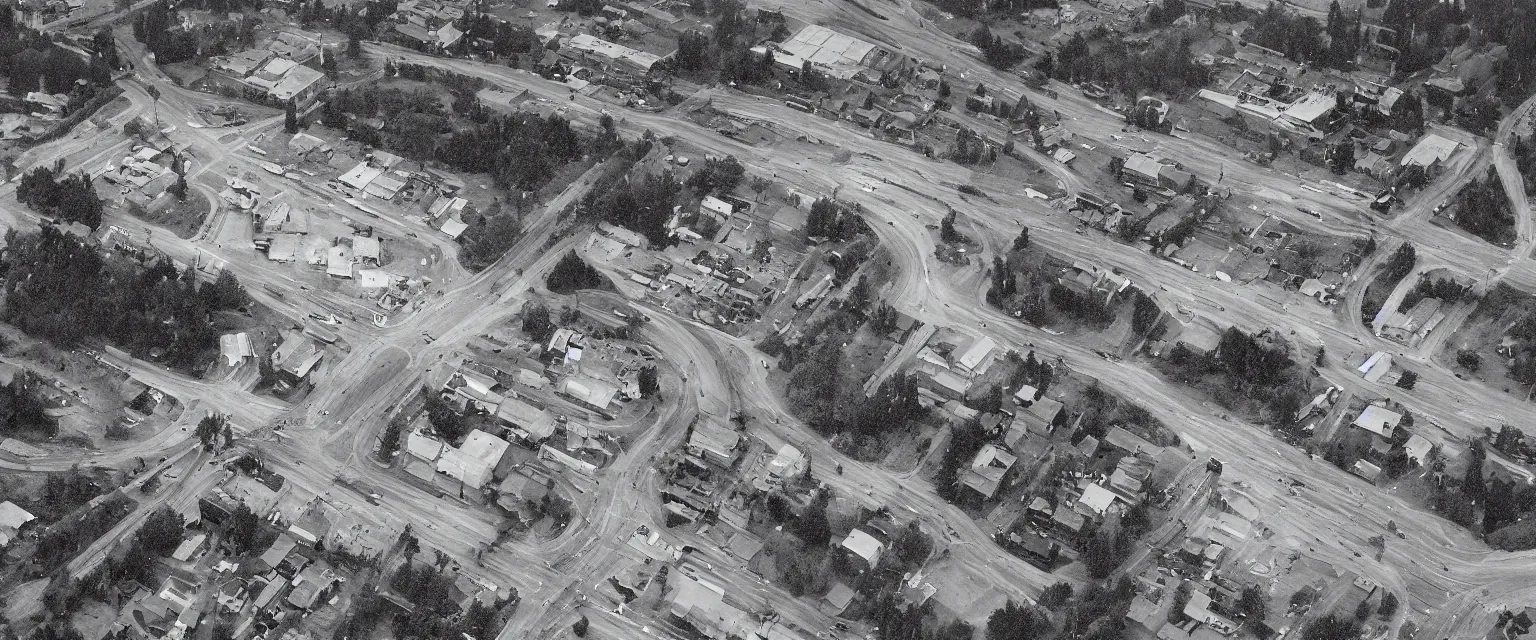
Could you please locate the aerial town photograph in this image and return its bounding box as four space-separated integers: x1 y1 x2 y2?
0 0 1533 637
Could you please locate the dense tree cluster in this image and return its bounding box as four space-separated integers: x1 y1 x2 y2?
935 419 988 503
685 155 746 196
927 0 1057 18
1162 327 1311 421
1040 30 1210 98
383 563 505 639
1399 274 1470 311
672 1 781 85
17 163 105 230
0 370 60 438
423 386 468 442
1 228 250 372
1452 167 1516 246
521 302 554 343
585 167 682 247
133 3 198 65
1239 0 1376 71
2 8 112 100
546 251 607 294
804 198 867 241
969 25 1025 69
32 495 134 573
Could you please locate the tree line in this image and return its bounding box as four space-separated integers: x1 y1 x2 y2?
0 227 251 373
1038 29 1211 99
17 162 104 230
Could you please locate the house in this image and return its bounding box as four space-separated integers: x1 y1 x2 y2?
1278 91 1337 135
762 444 807 486
1013 395 1063 439
1351 459 1382 483
476 88 530 115
668 575 757 640
171 533 207 562
1400 133 1460 172
1103 426 1157 456
919 367 971 400
352 236 381 265
1404 434 1434 466
840 528 885 568
963 444 1017 499
270 65 327 107
338 162 383 191
1158 165 1195 192
1077 483 1120 517
459 429 513 476
556 375 620 413
219 332 254 367
496 472 550 513
1123 154 1165 186
564 33 663 73
823 582 856 613
406 430 444 462
952 335 997 375
1353 405 1402 439
271 331 323 385
436 446 495 491
494 397 557 443
700 196 734 222
0 501 36 546
1052 507 1086 537
326 244 354 278
288 132 329 156
687 419 741 467
286 560 338 609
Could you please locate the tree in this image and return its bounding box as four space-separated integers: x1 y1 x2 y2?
224 503 261 554
284 100 299 133
522 303 554 342
792 489 831 546
985 600 1051 640
1395 370 1418 389
1037 583 1073 610
572 616 589 637
1238 584 1266 621
892 521 933 565
686 155 746 196
1354 599 1371 620
197 413 226 449
940 209 962 243
1316 346 1327 367
139 506 186 556
1132 292 1161 336
423 386 468 442
347 33 362 58
638 365 660 399
1465 440 1487 501
170 171 188 201
398 526 421 558
378 414 405 461
1303 615 1361 640
1457 349 1482 372
546 251 606 293
1377 591 1399 618
1012 227 1030 251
